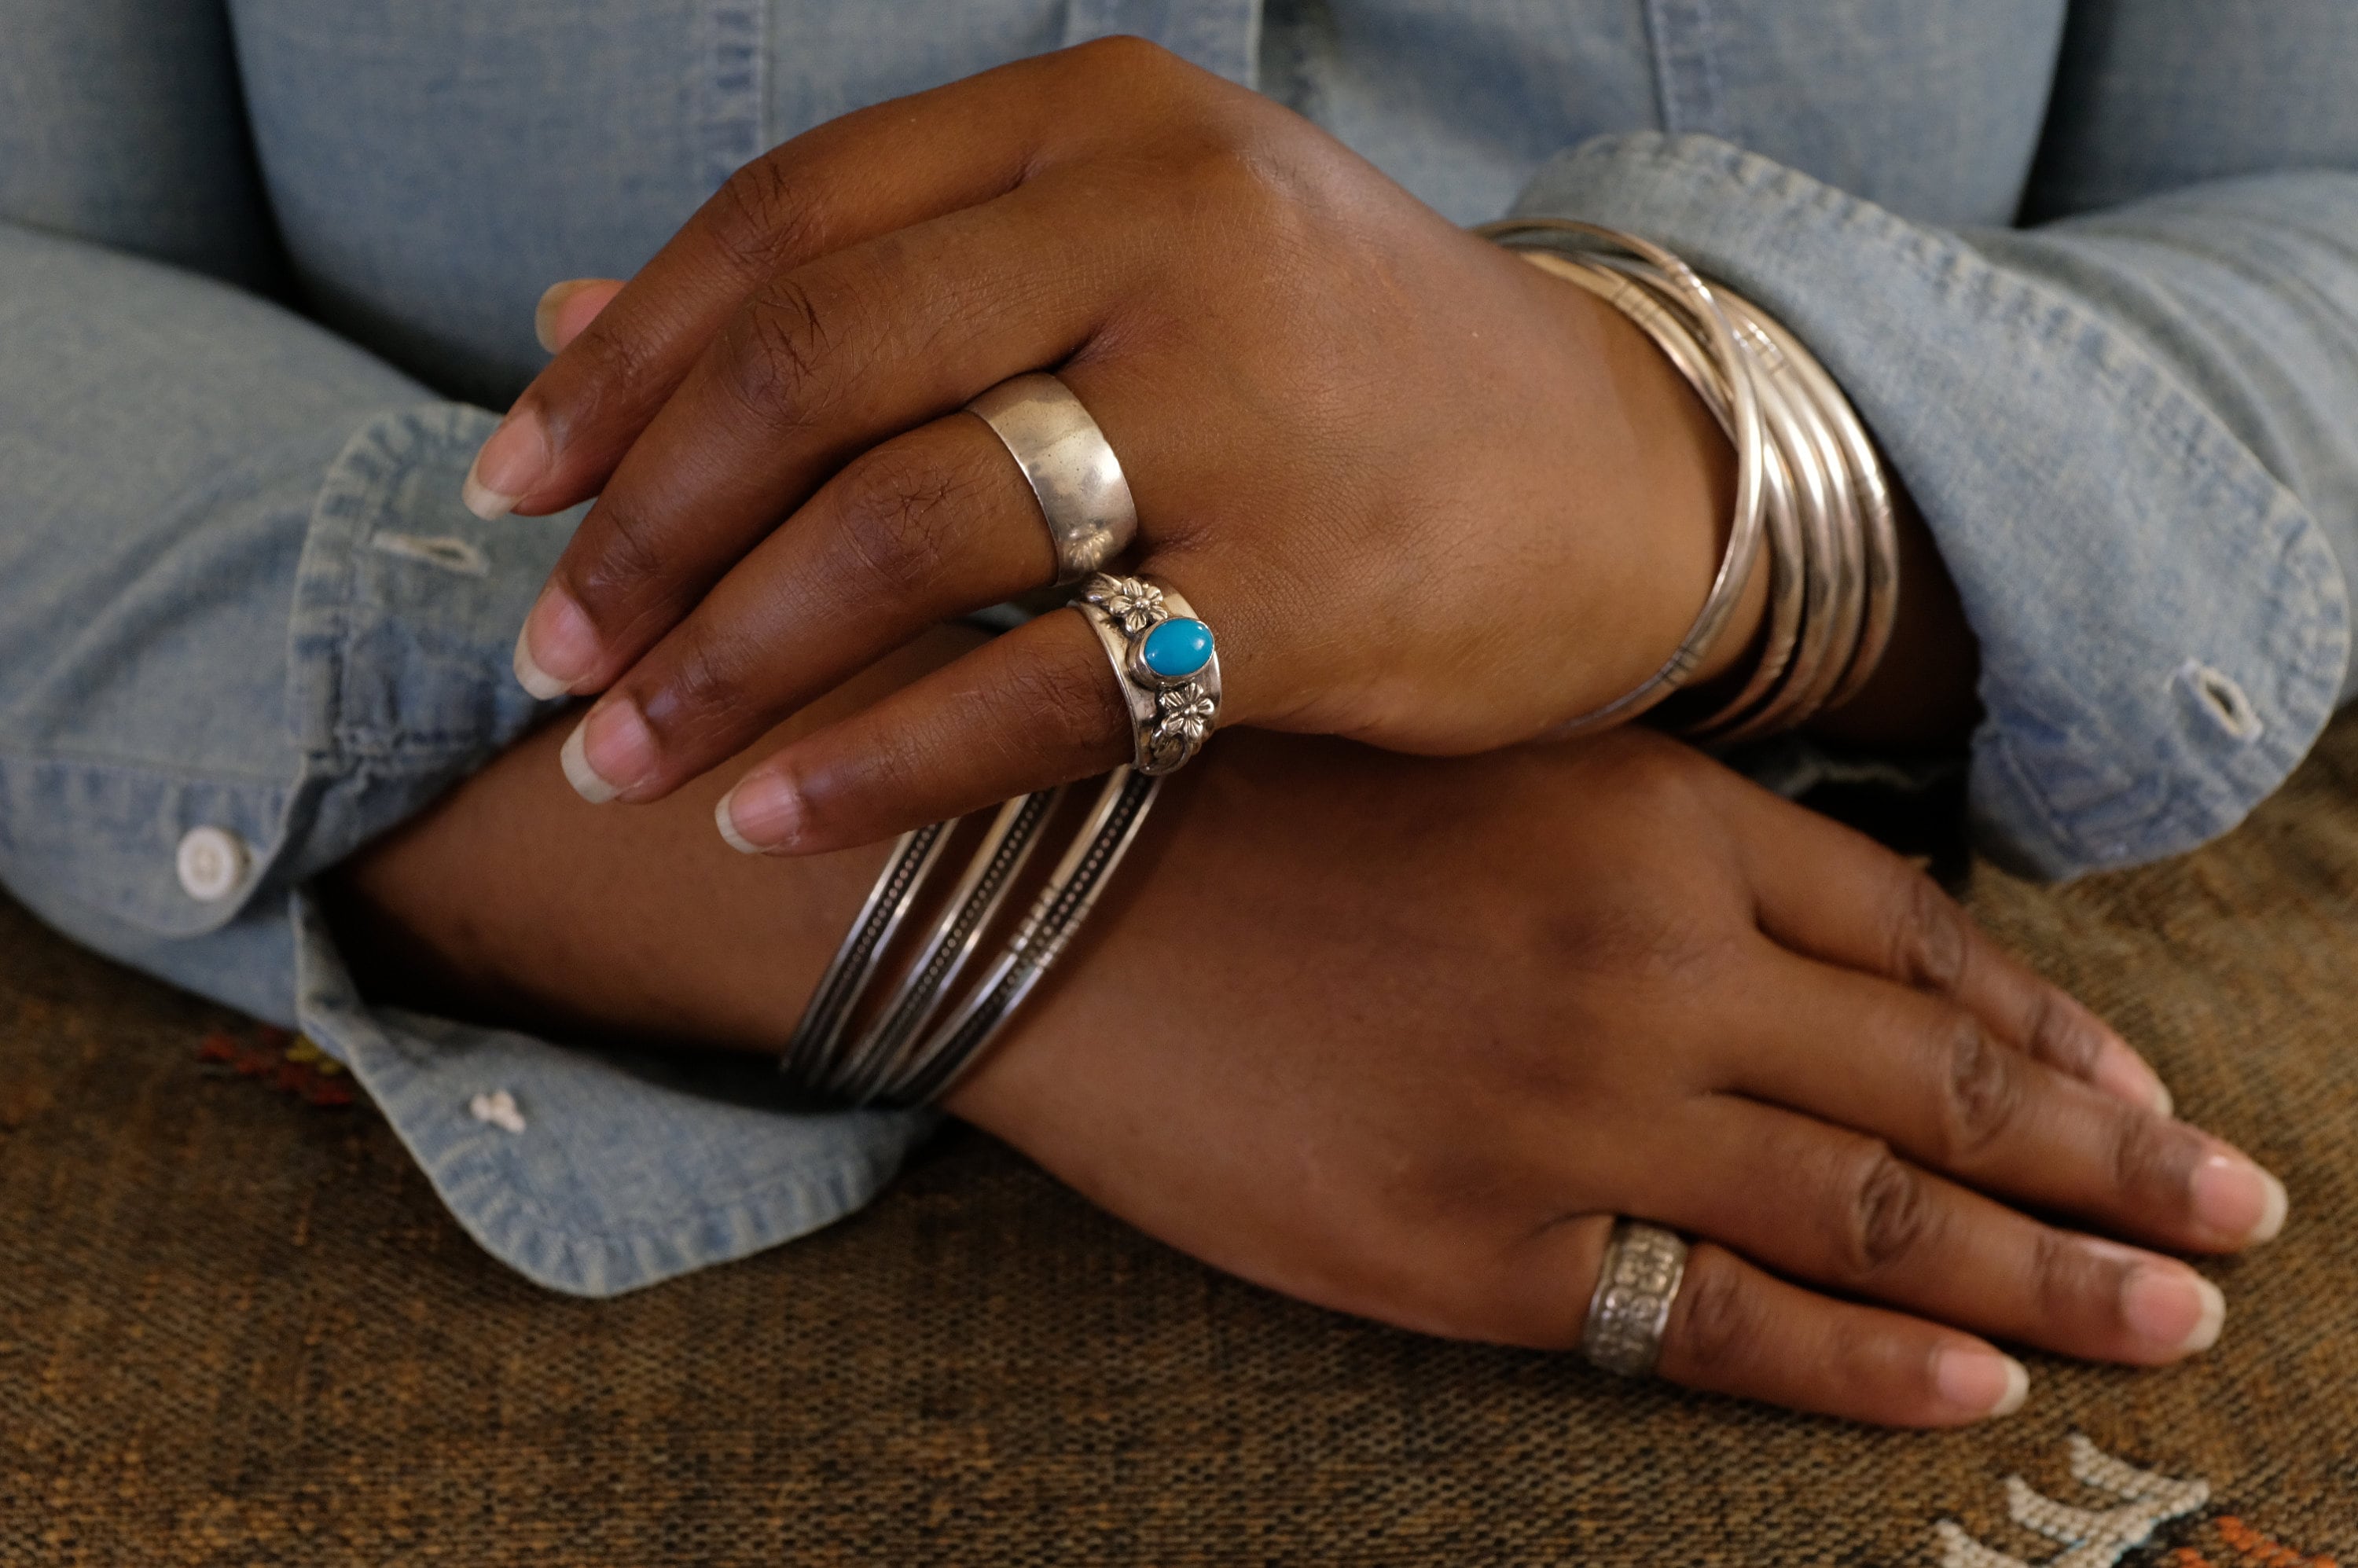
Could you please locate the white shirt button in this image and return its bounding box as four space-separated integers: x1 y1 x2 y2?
175 826 249 903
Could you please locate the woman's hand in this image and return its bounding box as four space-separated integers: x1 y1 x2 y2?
471 38 1755 854
950 727 2282 1427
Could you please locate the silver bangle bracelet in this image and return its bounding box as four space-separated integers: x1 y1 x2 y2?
880 768 1163 1107
777 821 954 1095
775 763 1162 1108
1736 299 1900 711
775 769 1161 1108
1527 252 1810 738
1475 218 1769 736
828 787 1066 1105
1687 281 1849 741
1482 220 1899 744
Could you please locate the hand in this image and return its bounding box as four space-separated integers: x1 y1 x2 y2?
470 38 1751 853
949 728 2282 1426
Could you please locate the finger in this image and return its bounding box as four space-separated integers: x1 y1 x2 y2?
1717 949 2288 1253
464 40 1173 522
1512 1223 2029 1427
534 278 623 355
1663 1100 2230 1367
554 410 1060 803
512 177 1140 702
711 604 1166 855
1731 780 2173 1116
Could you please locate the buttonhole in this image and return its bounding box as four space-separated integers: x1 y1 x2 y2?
373 531 490 577
2174 659 2262 743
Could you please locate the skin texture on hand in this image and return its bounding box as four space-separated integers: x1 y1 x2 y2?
326 629 2283 1430
462 35 1926 858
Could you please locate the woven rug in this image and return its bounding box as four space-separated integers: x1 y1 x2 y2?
6 729 2357 1565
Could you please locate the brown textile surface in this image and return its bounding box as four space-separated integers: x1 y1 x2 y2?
6 731 2358 1566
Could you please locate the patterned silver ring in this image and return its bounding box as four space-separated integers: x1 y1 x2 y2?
1579 1219 1689 1378
1071 573 1221 776
966 373 1138 585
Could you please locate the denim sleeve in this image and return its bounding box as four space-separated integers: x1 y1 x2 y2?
1514 134 2356 879
0 221 928 1295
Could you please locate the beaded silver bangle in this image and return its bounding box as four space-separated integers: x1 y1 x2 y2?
777 767 1161 1110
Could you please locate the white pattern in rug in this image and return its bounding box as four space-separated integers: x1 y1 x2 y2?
1933 1434 2209 1567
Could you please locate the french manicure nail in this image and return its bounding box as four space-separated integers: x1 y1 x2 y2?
1933 1346 2029 1419
461 405 551 520
2191 1152 2290 1245
570 698 659 803
512 589 599 700
559 719 620 804
2121 1265 2226 1356
512 622 569 701
715 772 803 854
534 280 593 354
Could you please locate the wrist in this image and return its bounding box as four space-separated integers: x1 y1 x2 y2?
1521 259 1768 709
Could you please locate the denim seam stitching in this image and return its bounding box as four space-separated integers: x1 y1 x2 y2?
1639 0 1724 136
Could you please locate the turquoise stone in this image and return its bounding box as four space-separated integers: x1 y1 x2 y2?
1140 617 1214 678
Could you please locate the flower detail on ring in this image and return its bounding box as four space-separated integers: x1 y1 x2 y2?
1154 681 1216 747
1085 575 1166 637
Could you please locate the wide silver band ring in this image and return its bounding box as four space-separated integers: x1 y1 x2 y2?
1579 1219 1689 1378
966 373 1139 585
1072 573 1222 777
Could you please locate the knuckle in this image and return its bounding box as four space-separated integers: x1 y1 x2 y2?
2021 986 2104 1080
2107 1110 2194 1206
1834 1144 1937 1278
1582 729 1723 818
1663 1250 1763 1385
1887 871 1971 996
1932 1015 2023 1164
997 639 1126 766
708 155 817 278
549 320 659 430
653 618 755 733
1535 901 1738 990
719 275 842 429
832 442 986 604
1067 32 1183 79
1167 134 1306 230
2027 1226 2107 1323
568 499 674 615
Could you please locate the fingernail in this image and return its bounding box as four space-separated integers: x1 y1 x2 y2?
559 719 619 804
534 280 594 354
1933 1346 2029 1419
461 405 550 520
2122 1264 2226 1356
715 772 802 854
2191 1152 2290 1246
564 698 658 803
2095 1041 2173 1118
512 589 598 700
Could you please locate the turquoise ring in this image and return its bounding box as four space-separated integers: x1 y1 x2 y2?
1072 573 1223 776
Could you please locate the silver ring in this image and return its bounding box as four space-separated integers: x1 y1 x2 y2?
966 373 1138 585
1072 573 1221 776
1580 1219 1689 1378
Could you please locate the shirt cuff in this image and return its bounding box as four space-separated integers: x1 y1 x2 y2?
3 399 928 1296
1513 133 2351 879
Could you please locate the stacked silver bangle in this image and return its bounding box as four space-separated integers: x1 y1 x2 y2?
777 768 1161 1107
1476 218 1900 742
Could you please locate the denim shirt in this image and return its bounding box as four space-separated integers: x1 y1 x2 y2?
4 1 2356 1295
